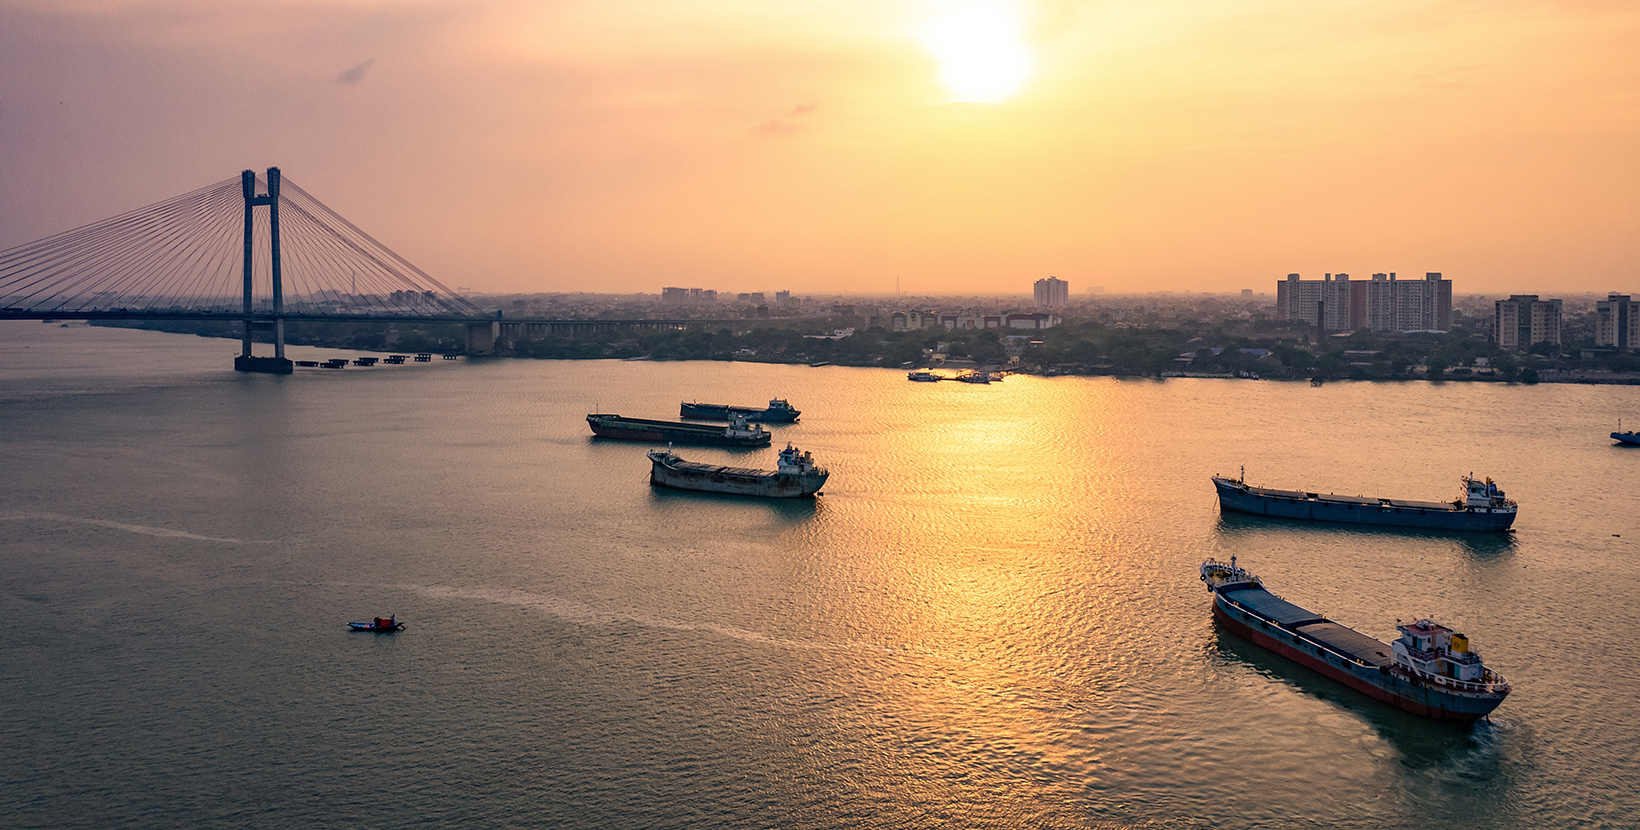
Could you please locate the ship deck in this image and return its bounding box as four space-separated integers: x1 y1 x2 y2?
665 460 774 478
1218 585 1394 668
1233 482 1459 513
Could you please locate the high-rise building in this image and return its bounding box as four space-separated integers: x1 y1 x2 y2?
1494 295 1562 351
1034 276 1069 308
1276 271 1451 333
1595 293 1638 349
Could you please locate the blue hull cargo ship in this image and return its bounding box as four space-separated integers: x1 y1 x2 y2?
586 413 772 447
679 398 800 423
1201 557 1510 721
1212 472 1517 532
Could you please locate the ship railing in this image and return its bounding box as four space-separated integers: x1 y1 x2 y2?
1407 667 1508 694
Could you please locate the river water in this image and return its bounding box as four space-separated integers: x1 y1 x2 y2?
2 322 1637 829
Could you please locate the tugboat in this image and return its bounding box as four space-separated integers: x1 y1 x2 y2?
586 413 772 447
646 443 828 497
1212 470 1517 532
679 398 800 423
1201 557 1510 721
348 616 403 632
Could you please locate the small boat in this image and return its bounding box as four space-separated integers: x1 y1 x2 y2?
956 371 993 384
348 617 404 632
1614 419 1640 446
907 370 940 382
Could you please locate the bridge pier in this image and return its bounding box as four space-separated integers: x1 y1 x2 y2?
233 167 293 375
466 320 500 355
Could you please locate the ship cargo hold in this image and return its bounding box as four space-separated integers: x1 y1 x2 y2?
1212 472 1517 532
586 413 772 447
1201 557 1509 721
679 398 800 423
647 444 827 498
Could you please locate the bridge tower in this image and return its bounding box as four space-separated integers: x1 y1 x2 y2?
234 167 294 374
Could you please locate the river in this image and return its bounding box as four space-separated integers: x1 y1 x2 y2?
2 321 1637 829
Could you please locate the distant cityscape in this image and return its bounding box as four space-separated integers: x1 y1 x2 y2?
632 274 1638 355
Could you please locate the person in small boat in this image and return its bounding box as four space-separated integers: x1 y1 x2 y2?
373 617 382 628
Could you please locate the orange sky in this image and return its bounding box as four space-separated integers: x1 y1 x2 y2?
2 0 1637 297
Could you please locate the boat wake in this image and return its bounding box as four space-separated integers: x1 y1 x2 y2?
0 511 274 544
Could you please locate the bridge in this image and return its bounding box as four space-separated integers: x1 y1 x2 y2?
0 168 756 373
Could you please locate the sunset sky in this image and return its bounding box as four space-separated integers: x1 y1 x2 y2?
2 0 1637 297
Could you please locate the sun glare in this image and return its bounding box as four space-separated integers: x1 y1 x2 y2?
918 0 1033 102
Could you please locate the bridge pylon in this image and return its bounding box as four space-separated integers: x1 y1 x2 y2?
234 167 293 374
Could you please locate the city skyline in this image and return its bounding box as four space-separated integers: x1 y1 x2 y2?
2 1 1637 297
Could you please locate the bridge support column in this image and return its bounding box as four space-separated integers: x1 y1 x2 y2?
466 321 500 355
234 167 293 374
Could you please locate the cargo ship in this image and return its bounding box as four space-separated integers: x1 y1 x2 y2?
1212 471 1517 532
679 398 800 423
586 413 772 447
1201 557 1510 721
647 443 828 497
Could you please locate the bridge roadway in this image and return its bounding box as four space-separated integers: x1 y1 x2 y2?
2 309 797 358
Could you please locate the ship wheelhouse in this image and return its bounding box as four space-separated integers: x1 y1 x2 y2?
1392 618 1504 690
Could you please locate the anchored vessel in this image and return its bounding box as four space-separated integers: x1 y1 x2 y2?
1212 472 1517 531
1201 557 1509 721
680 398 800 423
1614 420 1640 446
586 413 772 447
907 370 940 382
647 443 828 498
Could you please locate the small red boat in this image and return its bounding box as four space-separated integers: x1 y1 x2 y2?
348 616 403 632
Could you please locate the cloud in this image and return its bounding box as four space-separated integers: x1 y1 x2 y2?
751 102 817 134
337 58 376 85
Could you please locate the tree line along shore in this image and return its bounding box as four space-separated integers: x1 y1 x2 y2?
94 315 1640 384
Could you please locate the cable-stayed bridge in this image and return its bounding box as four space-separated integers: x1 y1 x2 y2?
0 168 747 373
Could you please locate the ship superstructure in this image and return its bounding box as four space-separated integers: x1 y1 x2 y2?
1200 557 1510 721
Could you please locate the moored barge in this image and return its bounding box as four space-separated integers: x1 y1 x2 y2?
647 443 828 497
1212 472 1517 532
1201 557 1510 721
679 398 800 423
586 413 772 447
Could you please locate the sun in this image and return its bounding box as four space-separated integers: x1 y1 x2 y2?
917 0 1034 102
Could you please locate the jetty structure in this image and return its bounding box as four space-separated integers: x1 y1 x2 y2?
1201 557 1510 721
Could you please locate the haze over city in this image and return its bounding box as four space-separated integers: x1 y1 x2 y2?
2 0 1637 296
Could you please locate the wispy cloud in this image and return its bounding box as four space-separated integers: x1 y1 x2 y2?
751 102 817 135
337 58 376 85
